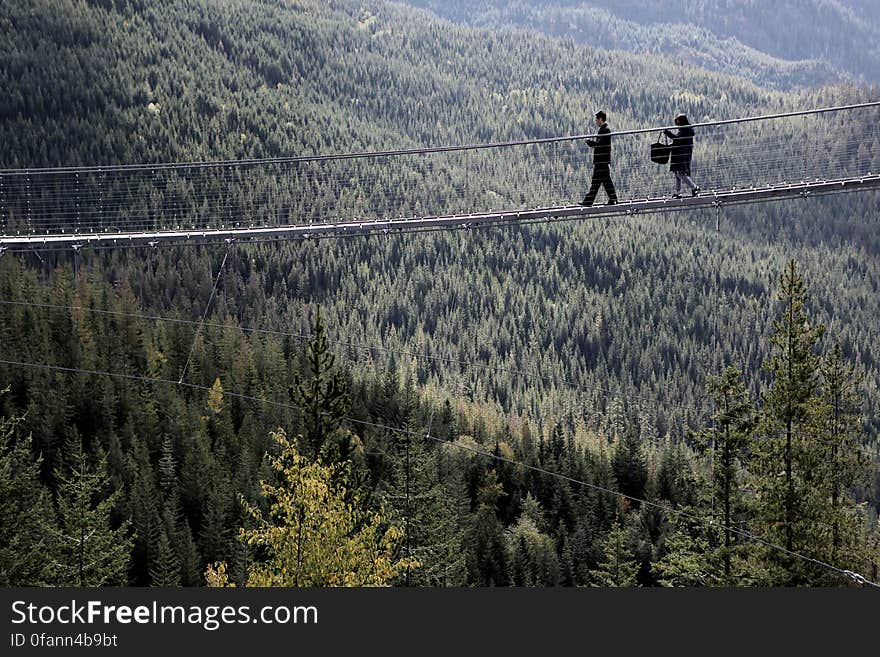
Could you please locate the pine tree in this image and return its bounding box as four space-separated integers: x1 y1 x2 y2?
127 438 161 585
47 436 132 586
507 495 560 586
653 512 717 587
199 472 233 566
175 518 203 587
612 429 647 502
157 433 177 497
150 527 181 587
387 429 467 586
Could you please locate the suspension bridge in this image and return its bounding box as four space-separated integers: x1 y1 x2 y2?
1 101 879 250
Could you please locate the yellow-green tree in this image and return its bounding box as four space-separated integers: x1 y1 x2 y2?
207 429 415 587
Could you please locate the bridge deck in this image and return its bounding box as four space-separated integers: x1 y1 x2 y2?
2 175 879 250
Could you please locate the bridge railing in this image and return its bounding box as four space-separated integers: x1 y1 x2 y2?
1 102 878 238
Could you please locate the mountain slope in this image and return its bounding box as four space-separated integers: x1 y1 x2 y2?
1 0 878 436
400 0 880 90
2 0 796 168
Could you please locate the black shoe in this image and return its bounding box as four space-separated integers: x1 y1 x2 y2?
606 200 617 206
692 186 701 197
672 193 682 199
579 198 593 207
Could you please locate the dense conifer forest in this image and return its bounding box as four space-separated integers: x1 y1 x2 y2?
403 0 880 89
1 0 878 586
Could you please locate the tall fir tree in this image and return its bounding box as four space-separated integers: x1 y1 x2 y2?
467 469 510 586
653 512 716 587
698 365 755 583
150 526 181 587
296 308 350 462
507 495 560 586
816 343 873 579
612 429 648 503
384 375 467 586
127 437 161 585
754 259 827 584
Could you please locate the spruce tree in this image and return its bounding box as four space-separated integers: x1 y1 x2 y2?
467 469 510 586
175 518 203 587
611 429 647 502
150 527 181 587
388 429 467 586
507 495 560 586
127 438 161 585
653 512 716 587
157 434 177 497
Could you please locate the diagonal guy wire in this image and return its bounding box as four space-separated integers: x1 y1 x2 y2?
178 248 230 384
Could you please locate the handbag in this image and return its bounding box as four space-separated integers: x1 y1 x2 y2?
650 132 671 165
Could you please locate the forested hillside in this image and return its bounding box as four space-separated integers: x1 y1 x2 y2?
2 0 794 169
1 0 878 587
402 0 880 90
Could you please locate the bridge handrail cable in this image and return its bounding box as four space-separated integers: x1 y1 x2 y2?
2 100 879 177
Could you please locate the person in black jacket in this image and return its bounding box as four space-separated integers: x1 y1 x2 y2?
664 113 700 198
580 110 618 206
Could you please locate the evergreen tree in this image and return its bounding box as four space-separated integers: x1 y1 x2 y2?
175 519 204 588
296 308 350 462
127 438 161 585
150 527 181 587
754 259 827 584
157 433 178 497
591 520 639 587
698 365 755 582
612 429 648 502
467 469 510 586
507 495 560 586
47 435 132 586
388 430 467 586
816 343 872 576
199 475 233 566
653 512 717 587
0 399 56 585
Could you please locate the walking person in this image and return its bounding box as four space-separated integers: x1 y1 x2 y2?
580 110 618 206
664 113 700 198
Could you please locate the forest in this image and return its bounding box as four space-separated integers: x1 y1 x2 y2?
402 0 880 90
1 0 878 586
